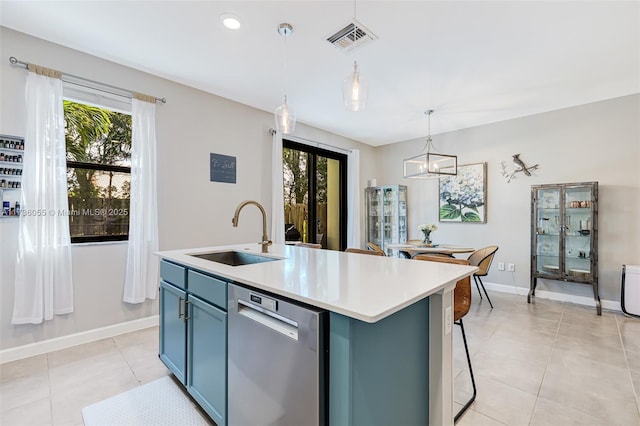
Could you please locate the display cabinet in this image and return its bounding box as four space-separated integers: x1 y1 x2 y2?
365 185 407 255
0 134 24 218
529 182 600 314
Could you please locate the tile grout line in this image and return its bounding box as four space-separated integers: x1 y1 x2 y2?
615 314 640 417
46 351 54 425
527 303 565 426
112 336 144 386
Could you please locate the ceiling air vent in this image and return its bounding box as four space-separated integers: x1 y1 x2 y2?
326 19 378 52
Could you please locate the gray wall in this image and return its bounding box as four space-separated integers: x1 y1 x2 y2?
374 94 640 302
0 27 375 350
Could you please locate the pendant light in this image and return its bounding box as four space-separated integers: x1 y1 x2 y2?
403 110 457 179
274 23 296 134
342 0 368 111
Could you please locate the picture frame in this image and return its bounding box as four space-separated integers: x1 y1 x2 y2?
439 162 487 223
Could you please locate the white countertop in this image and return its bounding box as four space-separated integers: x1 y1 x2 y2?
156 243 478 323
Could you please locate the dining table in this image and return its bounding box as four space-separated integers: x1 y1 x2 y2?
386 243 476 258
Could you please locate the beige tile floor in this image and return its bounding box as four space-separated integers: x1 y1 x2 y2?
0 292 639 426
454 292 640 426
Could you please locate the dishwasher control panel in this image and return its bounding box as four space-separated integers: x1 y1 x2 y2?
250 293 277 312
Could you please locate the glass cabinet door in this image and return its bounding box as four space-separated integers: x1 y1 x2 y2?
382 187 394 245
398 187 407 245
534 187 561 277
366 188 382 247
564 185 594 281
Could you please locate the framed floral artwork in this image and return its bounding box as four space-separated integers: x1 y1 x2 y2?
439 162 487 223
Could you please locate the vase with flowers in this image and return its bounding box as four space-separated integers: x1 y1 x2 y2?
419 224 437 245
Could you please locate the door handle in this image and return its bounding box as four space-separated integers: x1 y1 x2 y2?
183 300 190 322
178 296 183 319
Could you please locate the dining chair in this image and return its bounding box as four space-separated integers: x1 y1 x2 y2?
297 243 322 249
413 254 476 422
345 248 385 256
466 246 499 309
366 242 387 256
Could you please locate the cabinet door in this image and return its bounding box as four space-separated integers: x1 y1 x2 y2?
563 184 595 281
187 295 227 426
159 281 187 384
533 186 562 278
366 187 382 247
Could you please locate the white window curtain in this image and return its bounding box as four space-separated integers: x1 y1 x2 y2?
123 95 159 304
13 66 74 325
271 131 285 244
347 149 361 248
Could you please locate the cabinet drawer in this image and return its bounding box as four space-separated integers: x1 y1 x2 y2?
188 270 227 310
160 260 186 289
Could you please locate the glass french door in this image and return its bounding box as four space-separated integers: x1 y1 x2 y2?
282 140 347 250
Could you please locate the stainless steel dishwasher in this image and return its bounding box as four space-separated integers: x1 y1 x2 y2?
228 283 327 426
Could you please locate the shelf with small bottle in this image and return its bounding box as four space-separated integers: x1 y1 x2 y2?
1 199 21 218
0 135 25 219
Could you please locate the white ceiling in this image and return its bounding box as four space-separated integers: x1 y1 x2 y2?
1 1 638 146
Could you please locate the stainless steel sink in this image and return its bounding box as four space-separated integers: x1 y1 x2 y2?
189 250 281 266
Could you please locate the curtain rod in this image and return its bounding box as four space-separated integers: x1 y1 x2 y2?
9 56 166 104
269 128 353 154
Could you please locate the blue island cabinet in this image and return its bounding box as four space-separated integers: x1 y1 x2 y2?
159 256 454 426
329 297 431 425
159 260 227 426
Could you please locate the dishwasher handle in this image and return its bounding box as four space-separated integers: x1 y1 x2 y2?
237 299 299 340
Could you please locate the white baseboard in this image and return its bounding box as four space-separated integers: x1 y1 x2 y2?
0 315 159 364
482 281 621 312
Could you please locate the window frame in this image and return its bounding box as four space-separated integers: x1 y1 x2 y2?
63 98 132 244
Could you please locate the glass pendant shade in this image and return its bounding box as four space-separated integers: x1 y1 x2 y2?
274 23 296 134
342 61 368 111
274 95 296 134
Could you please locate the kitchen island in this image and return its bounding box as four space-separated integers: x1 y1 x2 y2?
157 243 477 426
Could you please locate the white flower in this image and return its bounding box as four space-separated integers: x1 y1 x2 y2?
419 223 438 232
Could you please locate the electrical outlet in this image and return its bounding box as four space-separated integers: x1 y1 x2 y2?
508 263 515 272
498 262 505 271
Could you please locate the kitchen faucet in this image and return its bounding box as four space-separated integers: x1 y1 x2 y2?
232 200 272 253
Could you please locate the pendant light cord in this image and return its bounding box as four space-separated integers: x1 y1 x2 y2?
283 33 288 98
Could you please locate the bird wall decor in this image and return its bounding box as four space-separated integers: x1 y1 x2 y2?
500 154 539 183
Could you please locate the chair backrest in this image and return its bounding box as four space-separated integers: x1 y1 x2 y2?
467 246 499 276
345 248 385 256
366 242 387 256
413 254 472 321
298 243 322 249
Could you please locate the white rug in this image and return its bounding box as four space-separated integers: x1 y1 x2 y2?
82 376 211 425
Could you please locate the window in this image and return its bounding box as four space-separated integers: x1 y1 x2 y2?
64 100 131 243
283 140 347 250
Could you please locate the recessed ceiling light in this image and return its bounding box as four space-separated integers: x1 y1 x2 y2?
220 13 241 30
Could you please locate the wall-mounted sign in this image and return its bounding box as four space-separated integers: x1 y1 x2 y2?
210 153 236 184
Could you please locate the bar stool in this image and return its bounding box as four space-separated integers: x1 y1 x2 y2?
413 254 477 422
